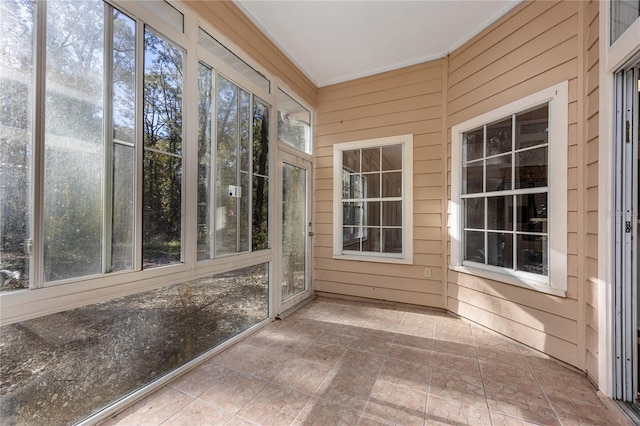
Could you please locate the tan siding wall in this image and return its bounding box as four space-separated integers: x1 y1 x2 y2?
314 62 446 308
185 0 317 107
446 0 586 368
312 0 596 373
584 0 600 382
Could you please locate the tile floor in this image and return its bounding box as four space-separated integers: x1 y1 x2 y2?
102 297 631 425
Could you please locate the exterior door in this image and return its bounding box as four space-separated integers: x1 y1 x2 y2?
277 150 312 315
613 64 639 403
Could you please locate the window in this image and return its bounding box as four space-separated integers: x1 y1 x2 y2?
277 89 311 153
1 0 34 290
196 68 270 260
0 0 191 287
333 135 413 264
142 29 184 269
450 82 568 295
611 0 640 44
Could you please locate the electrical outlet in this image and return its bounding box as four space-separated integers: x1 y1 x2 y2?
423 267 432 278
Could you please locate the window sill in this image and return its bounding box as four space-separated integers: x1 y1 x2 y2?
333 253 413 265
448 264 566 297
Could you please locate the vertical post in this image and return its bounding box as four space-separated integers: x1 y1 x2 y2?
103 5 114 274
31 0 47 288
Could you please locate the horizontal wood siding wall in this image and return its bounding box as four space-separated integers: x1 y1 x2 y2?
314 62 446 308
185 0 317 107
584 0 600 381
446 0 584 367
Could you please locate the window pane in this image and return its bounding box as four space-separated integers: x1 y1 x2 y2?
486 118 512 156
382 228 402 253
113 10 136 145
362 147 380 172
487 196 513 231
252 98 269 251
515 146 547 189
216 76 238 256
343 202 362 226
143 31 183 156
197 63 212 260
382 144 402 170
381 201 402 227
463 127 483 162
343 227 360 251
240 91 250 172
463 161 483 194
362 173 380 198
0 264 268 424
343 149 360 172
112 144 134 271
277 89 310 153
343 173 362 199
239 172 250 251
611 0 640 43
282 163 307 299
0 0 34 291
464 231 485 263
486 154 511 192
44 0 105 282
252 176 268 250
143 29 183 268
382 172 402 197
517 193 547 233
239 91 250 253
362 228 381 252
142 151 181 268
364 201 381 226
515 105 548 149
465 198 484 229
517 234 548 275
487 232 513 268
215 77 251 255
253 98 269 177
111 9 136 272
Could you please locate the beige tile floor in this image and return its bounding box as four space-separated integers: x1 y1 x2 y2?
102 297 631 425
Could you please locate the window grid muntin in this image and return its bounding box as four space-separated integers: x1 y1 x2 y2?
461 105 549 276
341 145 403 256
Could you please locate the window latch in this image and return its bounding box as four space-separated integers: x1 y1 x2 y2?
625 221 632 233
25 239 33 255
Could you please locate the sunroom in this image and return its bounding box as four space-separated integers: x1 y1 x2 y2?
1 0 639 424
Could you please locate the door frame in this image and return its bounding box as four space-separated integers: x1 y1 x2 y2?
275 147 313 316
598 1 640 397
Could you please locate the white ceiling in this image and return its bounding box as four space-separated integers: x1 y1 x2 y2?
234 0 521 87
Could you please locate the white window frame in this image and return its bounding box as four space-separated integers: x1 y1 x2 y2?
277 88 312 154
450 82 568 296
332 134 413 265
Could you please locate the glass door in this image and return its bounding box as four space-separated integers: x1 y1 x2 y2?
278 150 312 314
613 63 640 403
